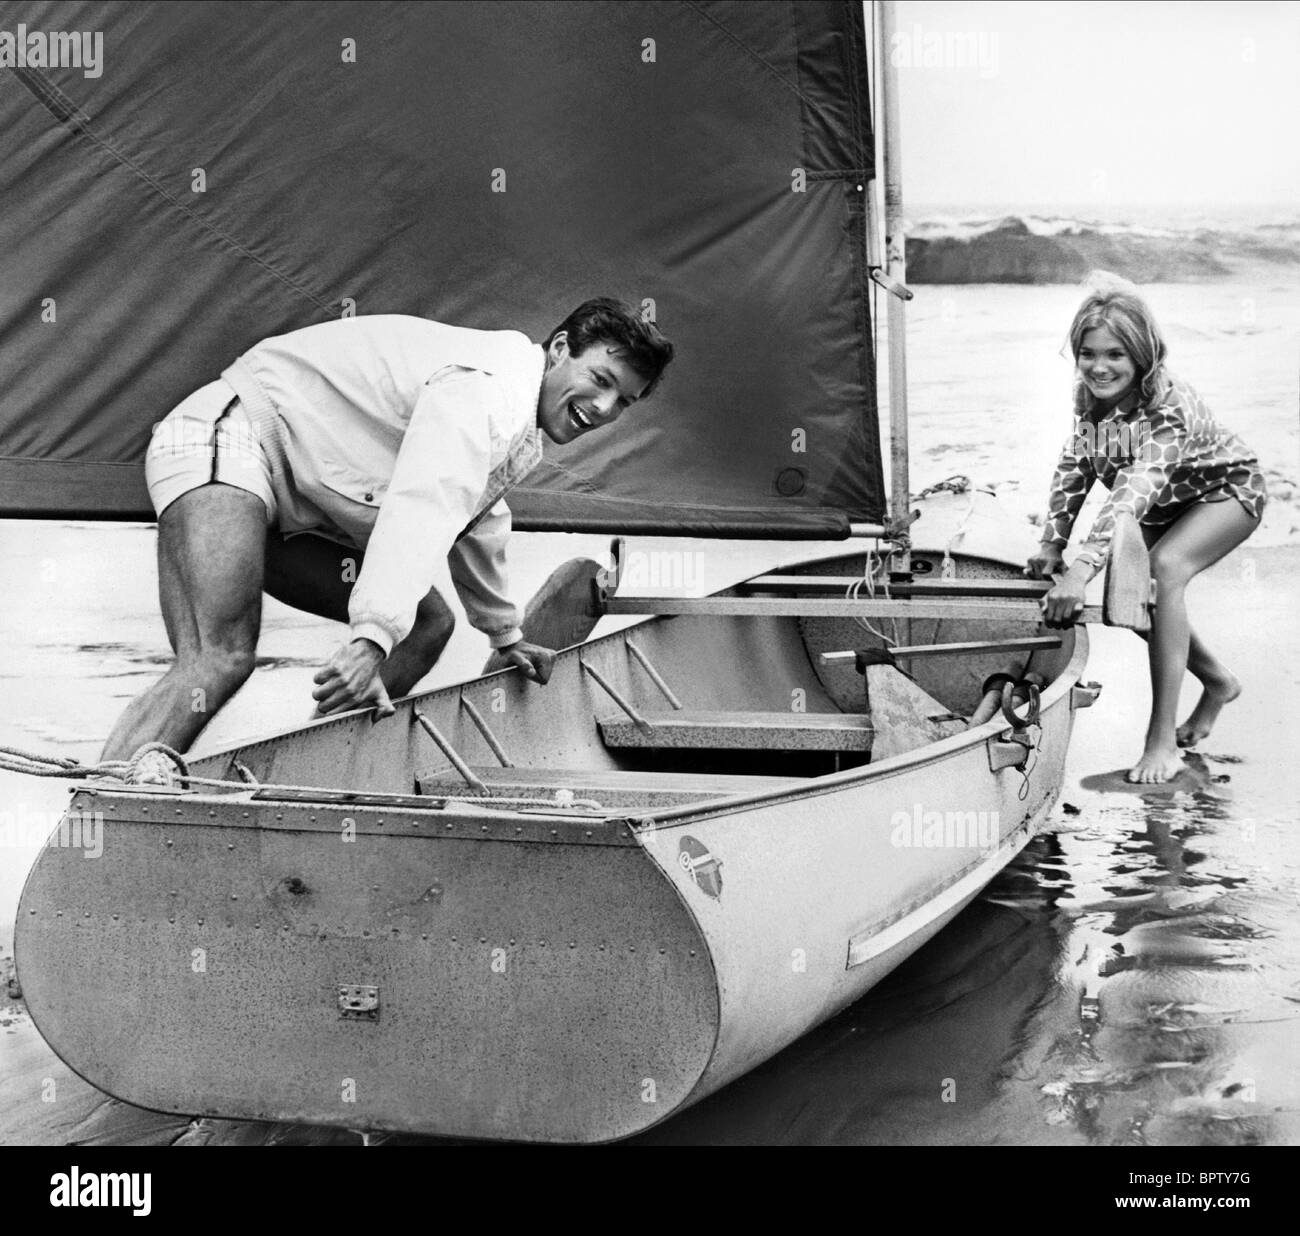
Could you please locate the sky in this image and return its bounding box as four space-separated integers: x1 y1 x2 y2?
887 0 1300 208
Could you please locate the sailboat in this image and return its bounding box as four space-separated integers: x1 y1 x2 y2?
5 1 1145 1142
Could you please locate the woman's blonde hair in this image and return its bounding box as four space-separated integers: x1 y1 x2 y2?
1067 271 1169 415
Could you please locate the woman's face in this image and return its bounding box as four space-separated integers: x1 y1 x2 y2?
1076 325 1136 405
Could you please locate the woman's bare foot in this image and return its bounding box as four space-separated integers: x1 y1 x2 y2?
1175 673 1241 748
1127 744 1185 784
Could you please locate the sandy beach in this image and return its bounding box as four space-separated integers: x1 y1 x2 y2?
4 541 1296 1146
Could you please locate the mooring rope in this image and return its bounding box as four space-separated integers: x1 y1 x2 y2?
0 743 607 813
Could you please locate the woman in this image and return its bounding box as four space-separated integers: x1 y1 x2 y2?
1025 273 1266 783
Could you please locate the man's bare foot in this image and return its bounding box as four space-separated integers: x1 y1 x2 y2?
1176 673 1242 748
1127 745 1185 784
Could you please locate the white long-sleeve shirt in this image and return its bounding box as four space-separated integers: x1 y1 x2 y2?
219 315 546 655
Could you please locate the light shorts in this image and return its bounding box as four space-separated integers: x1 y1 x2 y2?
145 379 278 524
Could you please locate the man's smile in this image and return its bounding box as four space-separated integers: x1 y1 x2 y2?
568 401 595 432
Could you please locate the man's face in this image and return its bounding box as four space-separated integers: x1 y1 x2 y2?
537 333 650 445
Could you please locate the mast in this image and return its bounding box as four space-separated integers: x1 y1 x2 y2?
869 0 915 566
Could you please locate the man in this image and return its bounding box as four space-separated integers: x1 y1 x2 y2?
101 298 674 772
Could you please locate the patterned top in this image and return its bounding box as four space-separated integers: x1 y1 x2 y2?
1040 372 1266 555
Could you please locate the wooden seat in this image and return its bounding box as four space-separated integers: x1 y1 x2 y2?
598 710 873 752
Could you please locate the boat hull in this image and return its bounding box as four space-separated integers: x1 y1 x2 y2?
16 798 719 1143
15 536 1090 1141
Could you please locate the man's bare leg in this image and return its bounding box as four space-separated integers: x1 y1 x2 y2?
100 485 266 760
263 532 456 700
1128 502 1258 783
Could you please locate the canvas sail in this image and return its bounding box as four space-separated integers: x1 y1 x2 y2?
0 0 881 535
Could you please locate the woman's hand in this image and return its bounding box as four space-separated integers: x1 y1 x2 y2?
1040 573 1088 628
1024 544 1065 580
313 638 395 716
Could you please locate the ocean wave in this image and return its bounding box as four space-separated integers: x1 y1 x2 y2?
905 214 1300 284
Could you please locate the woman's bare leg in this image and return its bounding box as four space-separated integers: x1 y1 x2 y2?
1129 502 1259 783
1137 522 1241 747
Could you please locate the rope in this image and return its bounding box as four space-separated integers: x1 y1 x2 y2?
0 744 607 814
843 547 900 648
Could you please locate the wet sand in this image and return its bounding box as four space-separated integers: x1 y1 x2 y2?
2 541 1296 1146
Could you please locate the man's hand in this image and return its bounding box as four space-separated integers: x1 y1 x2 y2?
1024 544 1065 580
497 639 557 685
313 638 396 717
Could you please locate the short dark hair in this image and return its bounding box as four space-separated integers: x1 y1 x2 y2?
543 297 675 397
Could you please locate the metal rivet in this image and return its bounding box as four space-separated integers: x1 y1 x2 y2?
585 831 593 839
168 916 175 923
227 843 234 851
29 908 36 915
197 918 204 926
56 910 62 917
208 810 216 817
659 947 666 955
112 914 119 921
164 839 173 847
479 936 486 944
230 894 238 901
569 942 576 949
84 911 91 918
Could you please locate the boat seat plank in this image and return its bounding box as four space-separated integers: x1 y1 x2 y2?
604 595 1102 623
743 575 1051 598
599 710 873 752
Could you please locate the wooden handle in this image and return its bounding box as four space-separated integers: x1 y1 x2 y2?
1102 513 1153 632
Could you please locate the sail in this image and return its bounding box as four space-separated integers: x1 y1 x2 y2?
0 1 880 536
